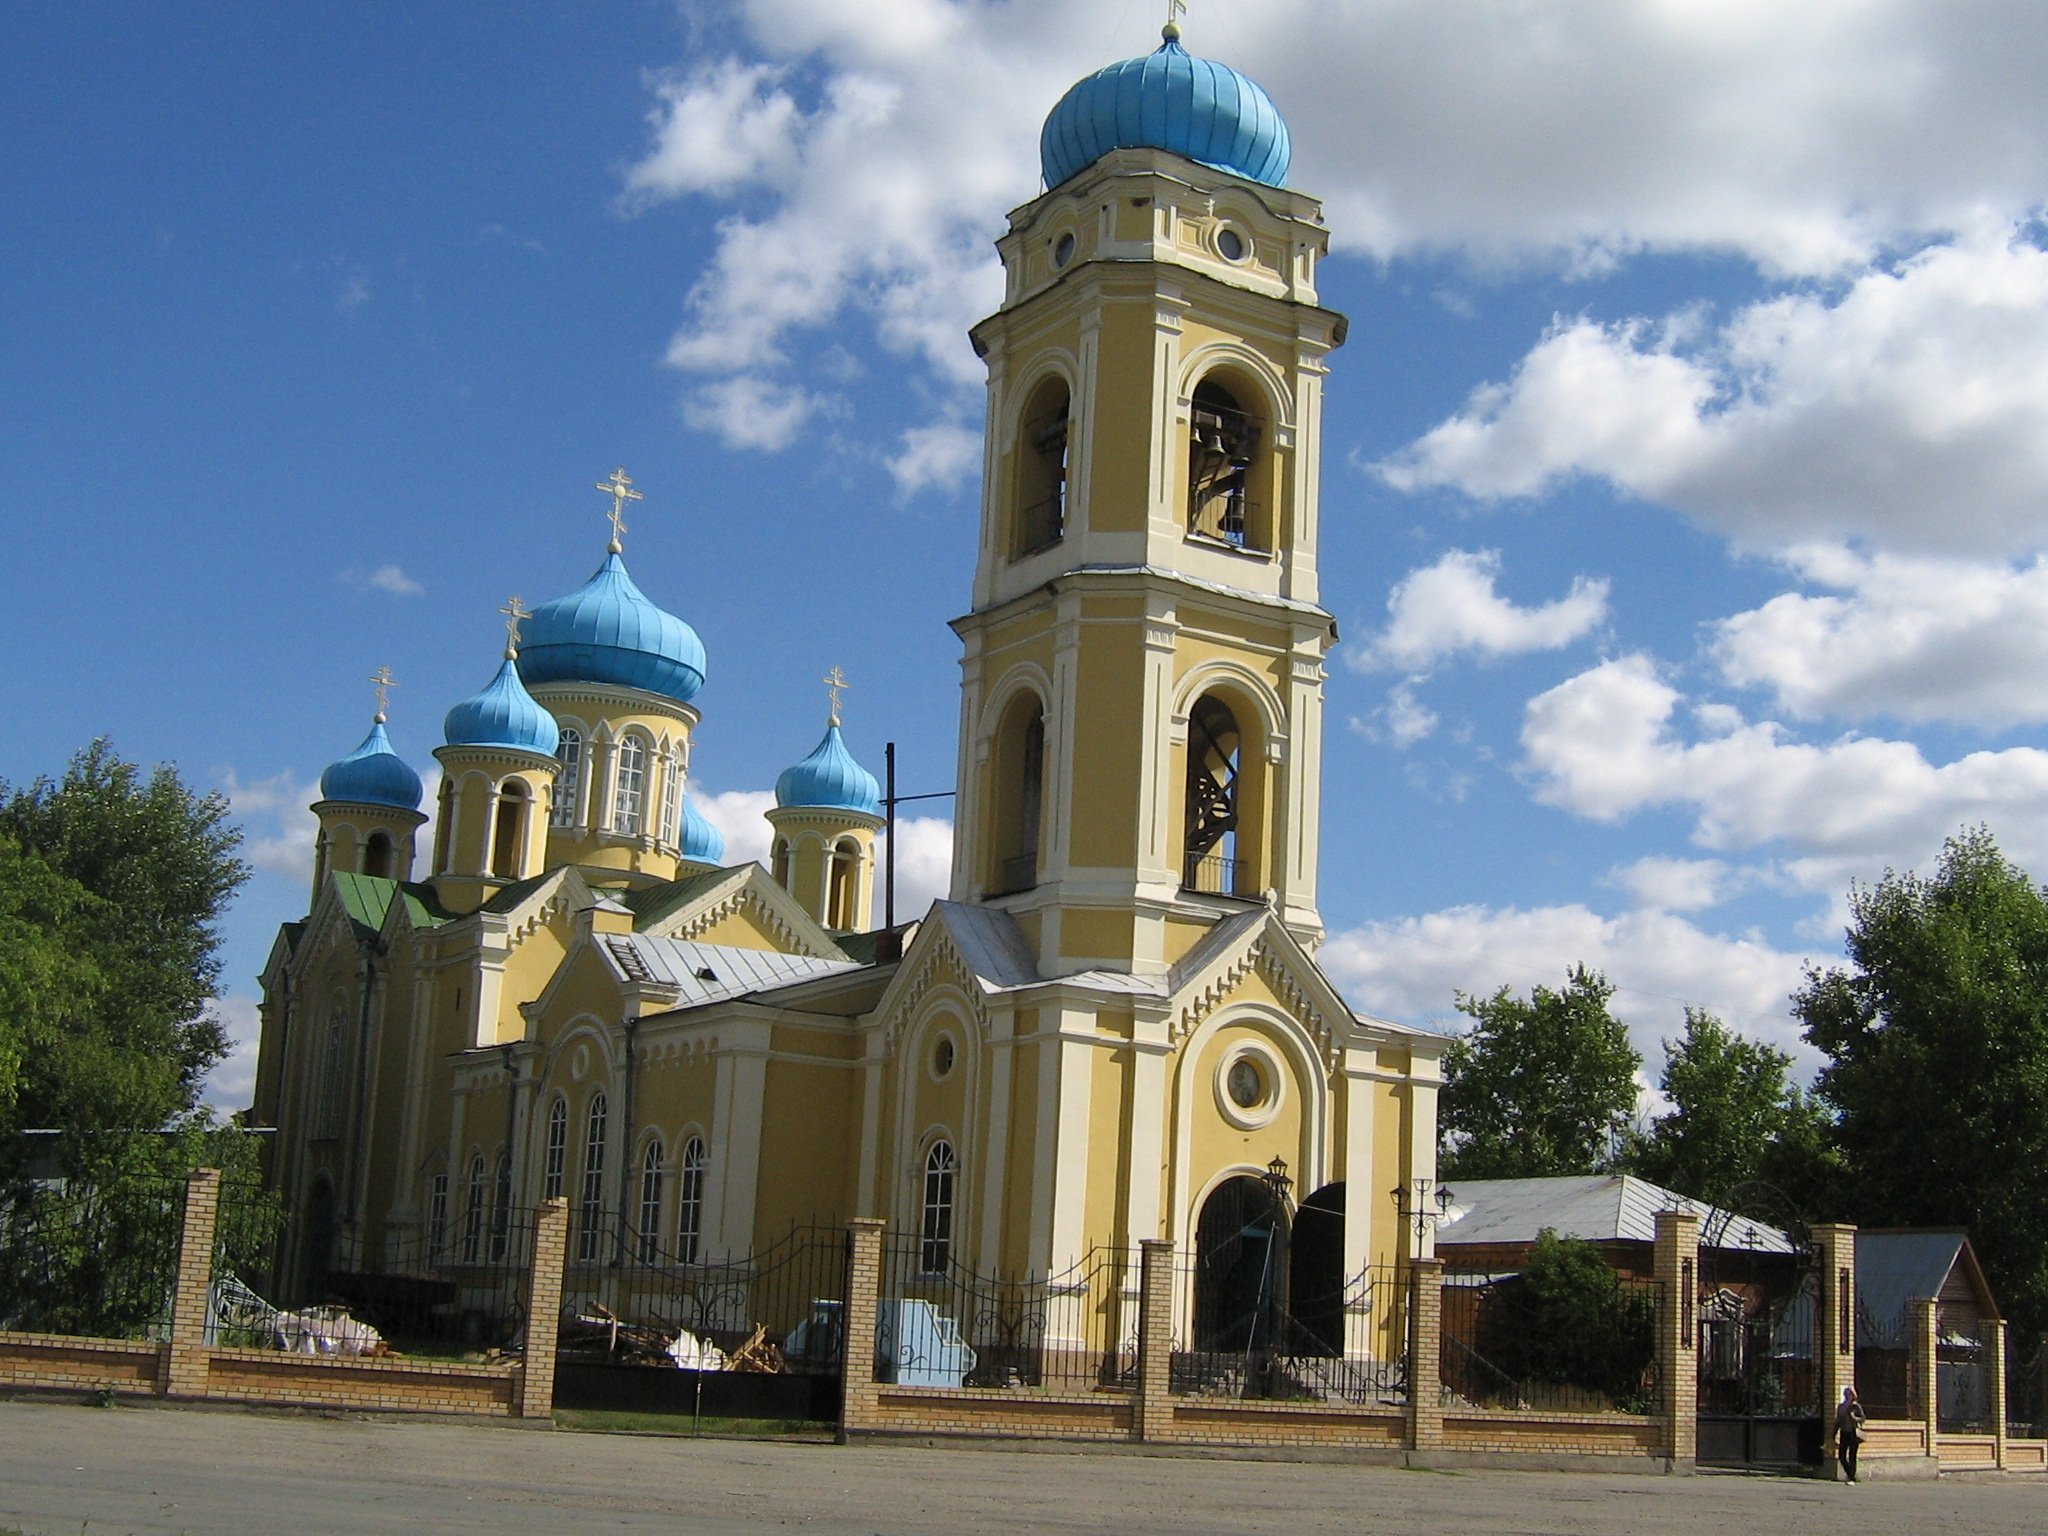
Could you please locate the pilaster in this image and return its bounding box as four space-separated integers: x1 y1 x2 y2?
1136 1238 1175 1442
839 1218 885 1439
1811 1222 1857 1476
517 1197 568 1421
1653 1209 1700 1468
1407 1258 1443 1453
165 1167 222 1399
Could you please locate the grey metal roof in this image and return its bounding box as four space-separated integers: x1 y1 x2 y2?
602 934 859 1006
1854 1231 1970 1347
1436 1175 1794 1254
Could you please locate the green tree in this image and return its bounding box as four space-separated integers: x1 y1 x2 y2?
1795 828 2048 1339
1470 1229 1656 1410
1440 966 1642 1179
1624 1009 1833 1205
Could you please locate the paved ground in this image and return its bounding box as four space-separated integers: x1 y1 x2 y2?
1 1400 2042 1536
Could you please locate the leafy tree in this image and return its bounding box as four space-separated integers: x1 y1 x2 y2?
1470 1229 1656 1410
1795 828 2048 1339
1624 1009 1834 1206
1440 965 1642 1179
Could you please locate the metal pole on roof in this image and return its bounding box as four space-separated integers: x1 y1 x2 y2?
880 742 955 935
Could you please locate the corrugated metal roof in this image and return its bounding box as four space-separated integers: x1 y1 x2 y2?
1855 1231 1969 1347
1436 1175 1794 1254
604 934 859 1007
930 901 1042 990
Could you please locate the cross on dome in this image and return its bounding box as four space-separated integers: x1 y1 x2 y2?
823 665 849 727
596 466 643 553
369 665 397 723
1164 0 1186 39
499 595 531 657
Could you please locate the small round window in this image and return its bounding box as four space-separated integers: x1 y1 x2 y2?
932 1034 957 1080
1216 227 1247 262
1053 232 1077 268
1216 1042 1284 1129
1226 1056 1264 1109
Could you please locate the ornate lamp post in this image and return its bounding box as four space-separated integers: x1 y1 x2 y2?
1390 1178 1456 1262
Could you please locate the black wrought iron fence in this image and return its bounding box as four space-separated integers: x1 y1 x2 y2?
1441 1271 1661 1414
0 1173 186 1340
873 1236 1135 1391
1171 1256 1406 1403
1937 1303 1990 1433
2008 1334 2045 1438
1695 1270 1819 1419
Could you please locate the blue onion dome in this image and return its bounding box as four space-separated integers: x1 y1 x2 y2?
444 656 561 756
319 718 424 811
775 724 882 817
1040 25 1290 191
679 792 725 864
517 551 707 704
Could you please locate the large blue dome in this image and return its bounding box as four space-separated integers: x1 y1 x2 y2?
679 792 725 864
1040 29 1290 192
518 551 707 704
444 657 561 756
319 720 423 812
775 725 881 817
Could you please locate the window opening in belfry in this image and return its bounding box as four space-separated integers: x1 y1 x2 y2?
613 735 647 835
771 836 791 890
491 780 528 878
433 779 455 872
1187 379 1262 548
991 697 1044 896
1014 380 1070 557
1184 694 1243 895
828 839 860 929
363 830 393 880
553 729 582 827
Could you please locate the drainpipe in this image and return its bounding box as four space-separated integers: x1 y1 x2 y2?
611 1016 640 1270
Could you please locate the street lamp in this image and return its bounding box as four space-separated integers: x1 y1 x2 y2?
1390 1178 1456 1259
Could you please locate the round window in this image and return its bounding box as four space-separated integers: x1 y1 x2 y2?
1227 1056 1264 1109
1216 227 1247 262
932 1035 957 1080
1053 232 1077 268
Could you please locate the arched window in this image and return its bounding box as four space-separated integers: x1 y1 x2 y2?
553 729 583 828
489 1150 513 1261
433 778 455 873
612 736 647 836
771 837 791 890
658 753 683 847
827 839 861 930
363 830 393 880
677 1136 707 1264
1187 378 1265 549
463 1152 487 1264
491 780 529 878
578 1093 609 1263
1012 376 1070 557
988 694 1045 896
313 829 331 887
637 1138 666 1264
1183 694 1242 894
426 1171 450 1260
542 1096 568 1202
920 1140 957 1275
316 1014 348 1141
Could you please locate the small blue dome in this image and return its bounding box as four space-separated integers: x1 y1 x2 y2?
775 725 882 817
1040 30 1290 192
518 551 707 704
444 657 561 756
679 793 725 864
319 720 423 812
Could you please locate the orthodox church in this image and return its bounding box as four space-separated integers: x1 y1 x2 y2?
252 23 1446 1341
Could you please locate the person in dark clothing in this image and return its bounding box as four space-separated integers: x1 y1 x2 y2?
1834 1385 1866 1481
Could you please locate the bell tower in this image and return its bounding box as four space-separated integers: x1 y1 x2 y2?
950 26 1344 977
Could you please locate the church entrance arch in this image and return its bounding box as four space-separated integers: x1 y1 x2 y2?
1193 1175 1289 1352
299 1176 337 1302
1287 1182 1344 1355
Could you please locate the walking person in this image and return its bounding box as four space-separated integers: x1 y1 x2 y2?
1834 1384 1866 1482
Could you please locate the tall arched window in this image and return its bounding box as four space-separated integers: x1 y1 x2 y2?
827 839 860 930
463 1152 487 1264
637 1139 666 1263
363 830 393 880
489 1149 513 1261
612 736 648 836
491 780 528 878
1183 694 1242 894
920 1140 957 1275
1012 376 1070 557
1186 377 1265 549
988 694 1045 896
432 778 455 873
677 1136 707 1264
771 837 791 890
578 1093 609 1263
658 753 683 847
553 729 583 828
316 1014 348 1141
427 1171 450 1260
542 1096 568 1202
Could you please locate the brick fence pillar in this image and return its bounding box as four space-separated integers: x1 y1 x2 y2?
838 1218 884 1442
1653 1209 1700 1468
1991 1318 2008 1468
516 1197 568 1421
1914 1296 1940 1456
1136 1238 1175 1443
164 1167 222 1399
1810 1222 1856 1478
1407 1258 1444 1454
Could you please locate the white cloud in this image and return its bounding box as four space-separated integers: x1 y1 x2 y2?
682 375 834 452
223 769 323 882
1712 547 2048 727
1378 232 2048 557
1321 901 1822 1072
339 564 425 598
1605 855 1736 913
1356 549 1608 672
623 59 803 200
201 993 262 1113
877 814 953 922
339 272 370 310
694 787 776 870
1356 683 1439 750
887 421 979 497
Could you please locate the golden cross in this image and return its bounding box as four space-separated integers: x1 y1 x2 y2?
1164 0 1186 34
500 595 532 656
369 666 397 722
823 665 849 727
596 466 643 553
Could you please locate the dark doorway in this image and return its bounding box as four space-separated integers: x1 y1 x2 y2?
1193 1175 1288 1352
300 1177 337 1302
1288 1182 1345 1356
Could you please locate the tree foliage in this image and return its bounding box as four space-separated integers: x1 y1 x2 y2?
1795 827 2048 1339
1471 1229 1656 1411
1440 966 1642 1179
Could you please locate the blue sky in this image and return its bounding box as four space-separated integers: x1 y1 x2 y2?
9 1 2048 1111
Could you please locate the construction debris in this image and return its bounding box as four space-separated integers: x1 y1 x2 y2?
559 1302 748 1370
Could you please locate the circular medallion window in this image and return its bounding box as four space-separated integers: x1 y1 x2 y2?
930 1032 958 1082
1052 232 1077 268
1216 1041 1284 1130
569 1042 590 1083
1216 226 1247 262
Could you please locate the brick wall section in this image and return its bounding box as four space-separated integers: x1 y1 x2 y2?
516 1196 569 1421
869 1386 1133 1441
839 1219 884 1440
1990 1318 2008 1468
1915 1297 1939 1447
0 1334 163 1396
1406 1259 1443 1451
1810 1220 1855 1476
205 1349 516 1415
164 1167 222 1399
1443 1410 1660 1458
1652 1209 1697 1466
1136 1239 1173 1443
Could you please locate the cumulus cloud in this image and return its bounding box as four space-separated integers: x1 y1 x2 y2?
223 770 323 882
201 993 262 1113
694 787 777 870
1357 683 1440 750
682 375 836 453
878 814 953 922
1605 855 1738 913
888 421 980 497
1379 232 2048 557
1356 549 1609 672
339 564 425 598
1712 547 2048 727
1321 901 1822 1070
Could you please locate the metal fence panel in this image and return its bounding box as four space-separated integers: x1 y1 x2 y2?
1442 1270 1661 1415
0 1174 185 1340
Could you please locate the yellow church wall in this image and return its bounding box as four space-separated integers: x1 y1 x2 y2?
750 1057 859 1241
1065 627 1146 867
484 925 570 1048
680 905 787 952
1081 298 1168 534
1372 1078 1413 1271
1082 1043 1131 1254
1183 1019 1308 1202
998 1015 1045 1277
1058 908 1133 964
533 688 695 884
